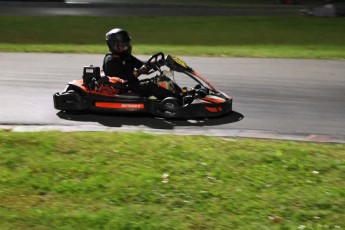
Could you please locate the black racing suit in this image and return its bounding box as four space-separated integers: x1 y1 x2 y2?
102 53 178 100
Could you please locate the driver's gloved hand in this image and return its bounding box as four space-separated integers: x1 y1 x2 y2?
133 65 148 77
140 65 149 74
99 76 110 84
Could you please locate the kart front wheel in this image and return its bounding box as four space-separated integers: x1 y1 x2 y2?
160 97 179 117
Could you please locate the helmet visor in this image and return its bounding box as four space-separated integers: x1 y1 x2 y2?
113 41 130 52
117 41 130 49
108 40 132 54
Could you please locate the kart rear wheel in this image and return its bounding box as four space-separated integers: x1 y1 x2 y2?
58 89 87 113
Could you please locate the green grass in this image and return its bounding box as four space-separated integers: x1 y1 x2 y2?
0 131 344 229
1 16 345 59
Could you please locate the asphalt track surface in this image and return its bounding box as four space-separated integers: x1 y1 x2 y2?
0 52 344 143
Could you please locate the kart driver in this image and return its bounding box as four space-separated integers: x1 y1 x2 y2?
102 28 178 100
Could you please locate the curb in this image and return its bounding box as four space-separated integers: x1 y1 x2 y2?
1 125 344 144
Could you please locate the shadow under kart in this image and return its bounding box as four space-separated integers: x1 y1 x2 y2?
56 110 244 130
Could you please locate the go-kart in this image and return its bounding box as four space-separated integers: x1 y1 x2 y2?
53 52 232 119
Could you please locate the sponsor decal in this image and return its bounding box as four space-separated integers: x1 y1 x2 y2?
120 103 144 109
95 102 144 109
172 56 190 69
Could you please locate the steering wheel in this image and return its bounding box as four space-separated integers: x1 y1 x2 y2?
146 52 165 72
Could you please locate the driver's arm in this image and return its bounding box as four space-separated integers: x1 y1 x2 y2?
131 55 147 78
132 55 145 68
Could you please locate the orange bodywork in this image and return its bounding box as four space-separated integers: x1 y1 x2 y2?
70 77 124 97
95 102 145 109
202 96 226 113
203 95 226 103
71 79 145 110
205 106 224 113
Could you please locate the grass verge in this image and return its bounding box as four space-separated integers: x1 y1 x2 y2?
1 16 345 59
1 131 344 229
1 43 344 59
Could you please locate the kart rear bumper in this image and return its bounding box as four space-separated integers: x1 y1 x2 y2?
53 92 89 111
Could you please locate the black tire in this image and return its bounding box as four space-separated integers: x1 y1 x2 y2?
57 89 88 113
160 97 179 117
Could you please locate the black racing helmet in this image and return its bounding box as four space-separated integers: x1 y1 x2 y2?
105 28 132 55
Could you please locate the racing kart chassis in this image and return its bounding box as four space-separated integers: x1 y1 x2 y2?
53 53 232 119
